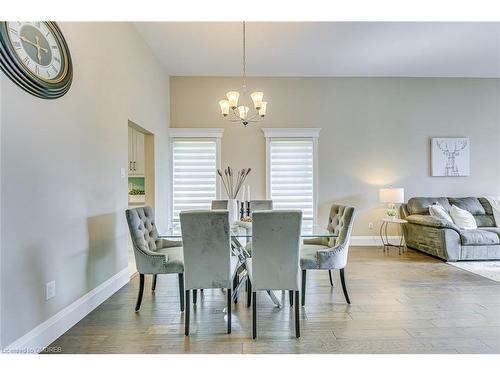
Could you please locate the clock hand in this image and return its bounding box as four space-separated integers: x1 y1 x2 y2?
20 36 38 48
35 36 41 63
20 36 49 55
33 36 48 53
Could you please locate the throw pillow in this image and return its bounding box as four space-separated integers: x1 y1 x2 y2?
450 205 478 230
429 203 453 223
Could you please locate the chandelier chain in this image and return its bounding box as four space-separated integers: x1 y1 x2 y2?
242 21 246 91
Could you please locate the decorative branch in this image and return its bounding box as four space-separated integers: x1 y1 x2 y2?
217 166 252 199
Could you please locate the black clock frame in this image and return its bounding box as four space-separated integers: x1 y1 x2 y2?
0 22 73 99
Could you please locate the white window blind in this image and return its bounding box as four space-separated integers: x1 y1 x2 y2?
171 139 217 226
269 139 314 229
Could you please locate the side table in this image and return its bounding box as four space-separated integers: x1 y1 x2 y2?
380 218 408 255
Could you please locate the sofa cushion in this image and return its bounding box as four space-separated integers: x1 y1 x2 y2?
459 229 500 246
450 205 478 230
429 203 453 223
407 197 450 215
480 227 500 237
448 197 485 215
478 198 494 215
475 215 497 227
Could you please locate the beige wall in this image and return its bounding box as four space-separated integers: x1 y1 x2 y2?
0 22 170 347
171 76 500 235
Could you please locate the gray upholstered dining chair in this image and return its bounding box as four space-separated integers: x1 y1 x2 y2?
243 200 274 256
300 204 355 306
179 210 238 336
125 206 184 312
247 210 302 339
211 198 248 303
250 200 273 211
211 200 228 209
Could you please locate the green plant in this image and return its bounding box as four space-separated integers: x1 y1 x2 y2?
129 189 145 195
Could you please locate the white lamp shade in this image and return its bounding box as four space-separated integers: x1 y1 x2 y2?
219 100 230 115
250 91 264 109
226 91 240 108
379 188 404 203
238 105 249 120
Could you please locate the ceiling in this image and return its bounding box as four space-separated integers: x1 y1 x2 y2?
134 22 500 78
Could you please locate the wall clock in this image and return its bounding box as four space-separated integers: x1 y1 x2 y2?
0 22 72 99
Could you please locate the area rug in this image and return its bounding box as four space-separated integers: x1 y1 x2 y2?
447 261 500 283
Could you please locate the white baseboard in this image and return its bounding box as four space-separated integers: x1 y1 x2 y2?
351 235 402 247
4 267 129 354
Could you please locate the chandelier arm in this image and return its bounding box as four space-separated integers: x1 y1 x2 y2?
246 112 261 122
227 115 241 122
226 109 242 122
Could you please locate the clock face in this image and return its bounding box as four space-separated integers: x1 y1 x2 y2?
0 21 72 99
6 22 63 82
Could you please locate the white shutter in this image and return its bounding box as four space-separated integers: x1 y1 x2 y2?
269 139 314 229
171 139 217 225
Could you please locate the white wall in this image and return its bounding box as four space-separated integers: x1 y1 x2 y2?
170 76 500 236
0 22 170 347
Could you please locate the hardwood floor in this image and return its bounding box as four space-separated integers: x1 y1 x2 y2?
47 247 500 354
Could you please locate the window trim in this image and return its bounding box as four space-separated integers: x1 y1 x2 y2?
262 128 321 226
168 128 224 228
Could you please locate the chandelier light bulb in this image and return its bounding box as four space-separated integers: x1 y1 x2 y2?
250 91 264 110
226 91 240 109
219 100 230 116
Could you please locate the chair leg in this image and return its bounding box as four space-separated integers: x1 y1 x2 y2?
233 273 239 303
178 273 185 312
135 273 145 312
152 274 157 292
340 268 351 304
301 270 306 306
193 289 198 304
227 288 232 334
295 290 300 338
289 290 294 307
247 279 252 307
185 290 190 336
252 291 257 339
328 270 334 287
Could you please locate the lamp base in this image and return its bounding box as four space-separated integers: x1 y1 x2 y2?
386 203 398 218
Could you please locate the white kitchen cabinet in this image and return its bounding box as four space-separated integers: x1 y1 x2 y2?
128 127 145 176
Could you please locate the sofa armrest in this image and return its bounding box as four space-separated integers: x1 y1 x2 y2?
406 214 459 232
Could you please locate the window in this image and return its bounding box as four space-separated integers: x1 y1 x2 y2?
169 129 223 227
263 128 321 230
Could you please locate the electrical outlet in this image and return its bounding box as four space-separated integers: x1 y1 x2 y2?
46 280 56 300
368 222 374 230
120 167 126 178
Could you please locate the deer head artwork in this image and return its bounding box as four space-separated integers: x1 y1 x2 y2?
436 139 468 176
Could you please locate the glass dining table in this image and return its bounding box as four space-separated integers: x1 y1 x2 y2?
160 221 337 307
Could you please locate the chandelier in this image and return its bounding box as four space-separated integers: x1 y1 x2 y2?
218 22 267 127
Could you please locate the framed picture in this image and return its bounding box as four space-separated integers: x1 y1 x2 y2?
431 138 470 177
